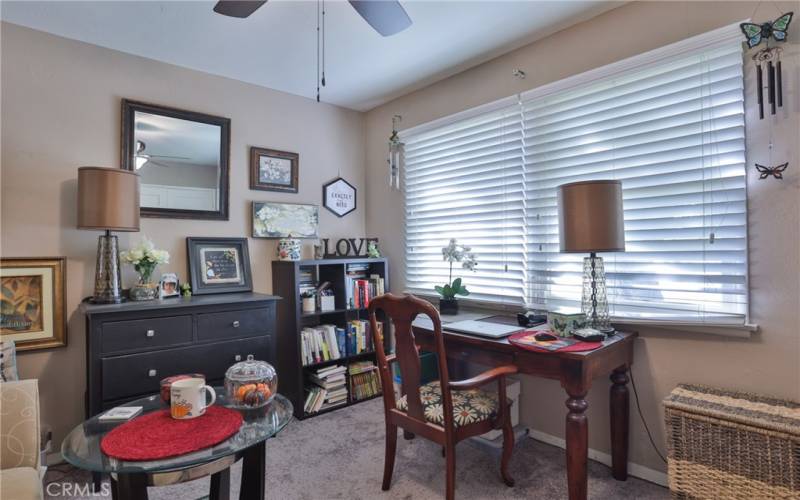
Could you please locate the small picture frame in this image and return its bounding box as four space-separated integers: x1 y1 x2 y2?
250 147 299 193
186 237 253 295
159 273 180 299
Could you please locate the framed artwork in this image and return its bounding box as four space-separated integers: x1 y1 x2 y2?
252 202 319 239
186 238 252 295
323 177 357 217
250 147 299 193
0 257 66 351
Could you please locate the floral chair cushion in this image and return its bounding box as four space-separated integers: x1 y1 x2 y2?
396 380 498 427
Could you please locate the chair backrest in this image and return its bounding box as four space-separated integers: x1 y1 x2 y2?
368 294 454 430
0 379 40 470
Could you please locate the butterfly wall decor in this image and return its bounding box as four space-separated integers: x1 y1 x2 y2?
740 12 793 48
755 162 789 180
741 12 793 119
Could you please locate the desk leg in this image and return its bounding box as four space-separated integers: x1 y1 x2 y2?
240 441 266 500
210 468 231 500
565 391 588 500
610 368 630 481
114 473 148 500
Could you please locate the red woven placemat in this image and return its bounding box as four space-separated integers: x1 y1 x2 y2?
508 330 603 353
101 405 243 461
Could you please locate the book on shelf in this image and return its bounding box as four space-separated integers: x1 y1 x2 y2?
305 364 348 414
348 361 381 401
301 325 346 365
345 264 385 309
346 320 382 356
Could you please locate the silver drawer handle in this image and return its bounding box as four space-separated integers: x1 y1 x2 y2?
146 330 155 337
232 321 240 328
148 369 157 377
235 355 242 362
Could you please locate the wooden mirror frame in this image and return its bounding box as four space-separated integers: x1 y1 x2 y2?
121 99 231 220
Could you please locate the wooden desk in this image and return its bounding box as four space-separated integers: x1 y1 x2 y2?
412 314 637 500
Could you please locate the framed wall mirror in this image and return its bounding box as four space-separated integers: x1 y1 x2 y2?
121 99 230 220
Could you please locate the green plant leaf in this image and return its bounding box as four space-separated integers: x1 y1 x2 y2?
434 285 445 296
452 277 462 292
457 286 470 296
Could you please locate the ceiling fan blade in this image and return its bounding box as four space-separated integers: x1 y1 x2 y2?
348 0 412 37
147 154 192 160
213 0 267 18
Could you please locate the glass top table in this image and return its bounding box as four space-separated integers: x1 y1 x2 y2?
62 389 293 475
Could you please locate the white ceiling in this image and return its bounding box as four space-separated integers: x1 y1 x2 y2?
1 1 622 111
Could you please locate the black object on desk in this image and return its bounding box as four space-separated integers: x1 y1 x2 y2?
517 311 547 327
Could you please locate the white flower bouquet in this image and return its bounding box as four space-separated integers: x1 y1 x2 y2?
120 236 169 284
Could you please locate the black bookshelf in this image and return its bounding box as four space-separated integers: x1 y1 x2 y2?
272 257 389 419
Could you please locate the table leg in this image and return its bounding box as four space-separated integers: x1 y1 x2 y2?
240 441 266 500
210 467 231 500
565 391 588 500
610 367 630 480
114 473 148 500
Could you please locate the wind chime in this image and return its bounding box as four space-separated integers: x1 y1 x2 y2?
316 0 326 102
740 10 793 180
740 12 792 119
388 115 403 190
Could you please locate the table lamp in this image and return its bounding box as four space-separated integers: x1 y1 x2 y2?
78 167 140 303
557 180 625 333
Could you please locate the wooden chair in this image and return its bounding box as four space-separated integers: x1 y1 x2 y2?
368 293 517 500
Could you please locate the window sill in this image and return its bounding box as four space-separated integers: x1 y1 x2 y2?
408 292 758 339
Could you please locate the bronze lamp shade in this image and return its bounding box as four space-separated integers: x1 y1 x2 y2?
77 167 140 303
557 180 625 253
556 179 625 333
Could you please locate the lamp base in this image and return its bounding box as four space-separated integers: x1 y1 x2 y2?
92 232 124 304
581 253 612 332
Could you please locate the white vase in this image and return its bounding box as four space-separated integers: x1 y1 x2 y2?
302 297 316 314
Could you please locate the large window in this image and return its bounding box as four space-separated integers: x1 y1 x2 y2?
403 25 748 324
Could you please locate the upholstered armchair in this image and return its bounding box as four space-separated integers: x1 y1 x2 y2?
0 379 44 500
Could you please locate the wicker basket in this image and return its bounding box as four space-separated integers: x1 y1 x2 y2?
664 384 800 499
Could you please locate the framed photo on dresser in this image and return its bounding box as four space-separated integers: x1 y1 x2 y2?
186 238 252 295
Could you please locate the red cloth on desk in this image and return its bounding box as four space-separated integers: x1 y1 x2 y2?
508 329 603 353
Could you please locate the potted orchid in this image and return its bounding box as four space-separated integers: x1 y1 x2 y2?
120 237 170 301
435 238 478 315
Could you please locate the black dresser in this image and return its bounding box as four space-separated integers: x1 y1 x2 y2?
81 292 280 417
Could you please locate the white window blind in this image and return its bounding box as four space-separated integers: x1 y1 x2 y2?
402 26 748 324
403 103 527 305
524 40 747 323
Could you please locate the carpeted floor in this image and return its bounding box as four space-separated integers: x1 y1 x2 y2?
45 398 668 499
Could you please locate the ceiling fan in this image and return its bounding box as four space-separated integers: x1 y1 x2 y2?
212 0 412 37
134 140 191 170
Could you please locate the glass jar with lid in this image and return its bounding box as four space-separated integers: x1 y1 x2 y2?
224 355 278 409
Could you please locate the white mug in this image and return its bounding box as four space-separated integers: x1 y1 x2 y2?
170 378 216 419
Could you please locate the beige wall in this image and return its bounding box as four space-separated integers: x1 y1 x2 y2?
1 23 366 447
364 1 800 475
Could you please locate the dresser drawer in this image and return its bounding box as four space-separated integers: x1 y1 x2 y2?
101 316 193 353
197 306 274 342
101 336 270 401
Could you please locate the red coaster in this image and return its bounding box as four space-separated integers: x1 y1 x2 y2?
101 405 243 461
508 330 603 353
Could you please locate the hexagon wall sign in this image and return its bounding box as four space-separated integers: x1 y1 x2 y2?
323 178 357 217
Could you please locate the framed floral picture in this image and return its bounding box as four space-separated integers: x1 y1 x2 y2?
250 147 299 193
186 238 253 295
252 202 319 239
0 257 66 351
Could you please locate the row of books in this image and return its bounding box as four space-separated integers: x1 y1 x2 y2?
300 321 379 366
304 365 348 414
349 361 381 401
345 264 385 309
